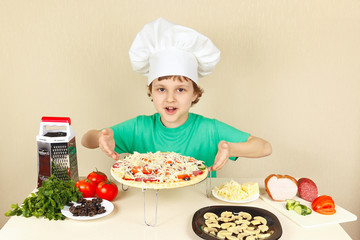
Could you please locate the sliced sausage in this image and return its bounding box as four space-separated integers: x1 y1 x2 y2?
298 178 318 202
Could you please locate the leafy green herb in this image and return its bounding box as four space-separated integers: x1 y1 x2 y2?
5 175 82 220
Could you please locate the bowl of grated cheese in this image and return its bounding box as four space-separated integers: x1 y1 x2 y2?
212 180 260 203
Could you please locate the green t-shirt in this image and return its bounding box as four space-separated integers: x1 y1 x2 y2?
110 113 250 177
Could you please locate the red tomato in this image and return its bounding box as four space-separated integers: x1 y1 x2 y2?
312 195 334 209
131 166 153 175
141 167 154 174
131 166 141 174
154 169 170 176
177 174 192 180
75 179 96 198
96 180 119 201
312 195 336 215
87 169 108 186
315 208 336 215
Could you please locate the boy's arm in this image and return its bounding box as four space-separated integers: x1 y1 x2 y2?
81 128 120 160
229 135 272 158
81 129 102 149
209 136 272 171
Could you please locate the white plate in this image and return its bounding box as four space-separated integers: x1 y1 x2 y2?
61 198 114 220
212 189 260 203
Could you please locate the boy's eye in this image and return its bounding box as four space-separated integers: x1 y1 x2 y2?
177 88 185 92
157 88 165 92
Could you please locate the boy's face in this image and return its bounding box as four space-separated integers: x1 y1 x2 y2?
151 77 198 128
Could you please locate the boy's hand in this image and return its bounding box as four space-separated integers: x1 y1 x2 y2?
209 140 230 171
99 128 120 160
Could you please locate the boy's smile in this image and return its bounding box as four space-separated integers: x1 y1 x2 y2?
165 106 177 115
151 77 197 128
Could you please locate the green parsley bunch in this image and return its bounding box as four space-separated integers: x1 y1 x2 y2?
5 175 82 220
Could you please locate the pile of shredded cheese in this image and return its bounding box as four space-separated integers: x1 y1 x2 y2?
112 151 204 183
213 180 259 201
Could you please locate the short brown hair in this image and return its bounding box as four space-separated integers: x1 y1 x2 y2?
147 76 204 106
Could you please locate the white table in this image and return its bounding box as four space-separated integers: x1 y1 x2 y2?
0 178 352 240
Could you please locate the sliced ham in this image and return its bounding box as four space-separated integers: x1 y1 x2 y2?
298 177 318 202
265 174 298 201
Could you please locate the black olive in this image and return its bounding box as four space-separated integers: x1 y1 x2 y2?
97 208 106 214
183 177 190 181
71 198 106 217
69 206 76 213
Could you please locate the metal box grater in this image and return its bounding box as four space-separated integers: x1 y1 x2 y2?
36 117 79 188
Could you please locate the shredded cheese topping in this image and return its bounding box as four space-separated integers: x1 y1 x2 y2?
112 151 205 183
213 180 259 201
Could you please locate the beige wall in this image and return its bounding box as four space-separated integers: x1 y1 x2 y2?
1 0 359 238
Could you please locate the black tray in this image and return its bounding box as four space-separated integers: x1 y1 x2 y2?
192 205 282 240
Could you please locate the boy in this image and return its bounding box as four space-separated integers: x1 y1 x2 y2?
82 18 271 175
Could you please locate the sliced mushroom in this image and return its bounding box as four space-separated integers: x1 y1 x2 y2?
238 212 252 220
235 219 250 225
258 224 269 232
245 236 257 240
221 222 236 229
227 226 240 234
226 235 239 240
233 215 242 220
217 230 232 240
203 227 218 235
205 218 218 223
253 216 267 225
201 210 271 240
204 212 219 220
209 231 217 236
237 232 251 240
203 227 218 233
205 219 220 228
206 223 221 229
251 219 261 225
237 223 248 231
220 216 234 222
244 228 260 235
221 211 234 218
256 233 272 239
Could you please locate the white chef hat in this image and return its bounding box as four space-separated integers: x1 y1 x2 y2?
129 18 221 85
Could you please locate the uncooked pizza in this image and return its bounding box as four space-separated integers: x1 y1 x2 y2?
111 151 209 189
